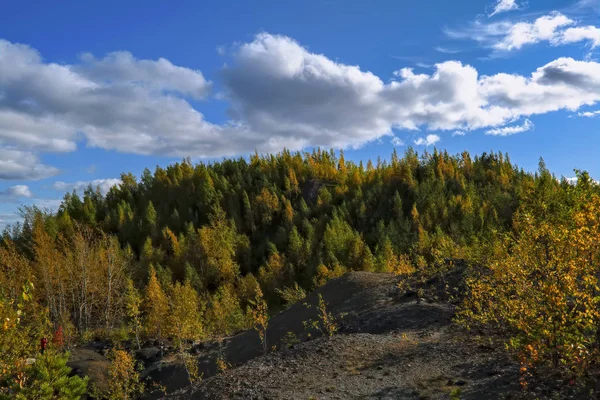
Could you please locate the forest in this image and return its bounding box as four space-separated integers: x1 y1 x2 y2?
2 147 600 398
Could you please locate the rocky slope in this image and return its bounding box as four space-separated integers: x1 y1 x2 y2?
164 271 521 399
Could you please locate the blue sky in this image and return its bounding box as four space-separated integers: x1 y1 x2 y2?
0 0 599 228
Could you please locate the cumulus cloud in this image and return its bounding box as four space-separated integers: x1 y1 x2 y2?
489 0 520 17
414 134 441 146
452 130 466 136
223 34 600 144
485 119 533 135
0 185 33 201
76 51 211 99
447 12 600 51
558 26 600 47
1 33 600 171
52 178 122 195
0 38 226 163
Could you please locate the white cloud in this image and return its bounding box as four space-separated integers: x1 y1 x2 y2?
414 134 440 146
578 109 600 117
76 51 211 99
495 13 574 50
558 26 600 47
489 0 520 17
390 136 404 146
0 148 59 181
452 130 466 136
0 33 599 170
0 38 225 167
447 12 600 51
0 185 33 201
53 178 122 196
485 119 533 135
224 35 600 145
563 175 600 185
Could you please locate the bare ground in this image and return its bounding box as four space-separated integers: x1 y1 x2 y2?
163 271 522 400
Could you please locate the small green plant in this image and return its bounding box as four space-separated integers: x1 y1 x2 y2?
282 331 300 348
303 294 338 338
449 387 462 400
275 283 306 307
216 355 230 373
181 352 202 385
247 287 269 353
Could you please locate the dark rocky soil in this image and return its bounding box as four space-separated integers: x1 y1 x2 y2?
163 271 522 400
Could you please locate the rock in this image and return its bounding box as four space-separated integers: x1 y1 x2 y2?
67 349 110 393
135 347 161 363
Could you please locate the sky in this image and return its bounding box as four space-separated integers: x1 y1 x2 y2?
0 0 599 228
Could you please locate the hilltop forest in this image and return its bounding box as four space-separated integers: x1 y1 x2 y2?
2 147 600 398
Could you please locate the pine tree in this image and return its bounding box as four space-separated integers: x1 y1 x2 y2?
16 351 88 400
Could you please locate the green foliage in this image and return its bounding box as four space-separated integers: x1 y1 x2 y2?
124 279 142 349
0 282 51 398
15 351 88 400
205 284 246 336
303 294 338 338
275 283 307 307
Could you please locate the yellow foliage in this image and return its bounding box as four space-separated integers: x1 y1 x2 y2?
247 287 269 353
459 194 600 377
143 266 169 341
258 252 286 295
168 281 204 343
313 263 346 287
104 349 144 400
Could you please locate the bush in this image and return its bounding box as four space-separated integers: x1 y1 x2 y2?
458 192 600 383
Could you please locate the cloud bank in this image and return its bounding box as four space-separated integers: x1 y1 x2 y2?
0 33 599 181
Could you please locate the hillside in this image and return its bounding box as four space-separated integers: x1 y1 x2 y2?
165 270 519 399
3 149 600 399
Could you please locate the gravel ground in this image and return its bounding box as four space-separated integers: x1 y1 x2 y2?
166 271 521 400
